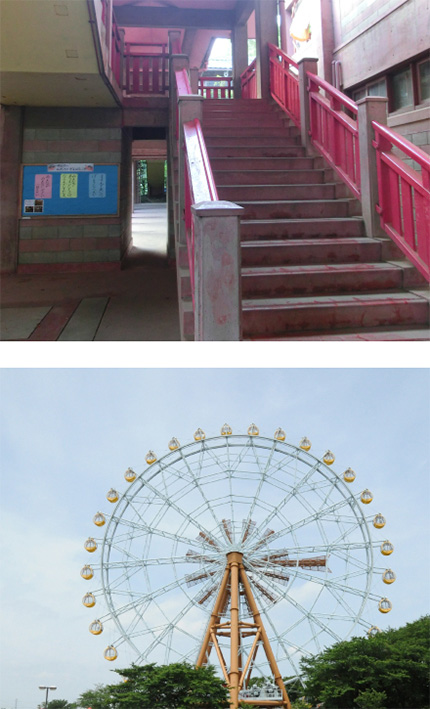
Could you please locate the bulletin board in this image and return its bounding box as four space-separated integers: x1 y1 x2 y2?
21 163 119 217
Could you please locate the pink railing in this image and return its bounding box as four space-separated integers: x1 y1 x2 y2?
175 69 219 304
373 122 430 280
268 43 300 128
111 13 122 87
240 59 257 99
307 72 361 200
198 76 234 99
124 44 168 95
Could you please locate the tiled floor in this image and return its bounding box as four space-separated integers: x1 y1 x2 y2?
1 204 181 341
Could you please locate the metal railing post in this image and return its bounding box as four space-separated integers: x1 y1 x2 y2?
191 201 244 341
357 96 388 237
297 57 318 154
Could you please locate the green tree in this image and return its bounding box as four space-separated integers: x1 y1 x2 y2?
300 616 430 709
108 663 230 708
354 688 387 708
77 684 114 709
41 701 77 709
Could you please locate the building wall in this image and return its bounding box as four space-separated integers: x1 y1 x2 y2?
0 106 23 273
331 0 430 155
17 107 127 273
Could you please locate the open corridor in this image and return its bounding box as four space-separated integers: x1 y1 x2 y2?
0 205 180 341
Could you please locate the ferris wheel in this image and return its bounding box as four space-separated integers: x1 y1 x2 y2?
81 425 395 708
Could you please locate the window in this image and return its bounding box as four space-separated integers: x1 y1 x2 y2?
368 79 387 97
418 58 430 102
391 66 413 111
350 57 429 113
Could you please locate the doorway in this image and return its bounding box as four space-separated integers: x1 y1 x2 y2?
129 129 169 264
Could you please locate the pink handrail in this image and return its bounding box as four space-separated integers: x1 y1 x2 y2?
268 43 300 128
240 59 257 99
372 122 430 281
307 71 361 199
175 68 219 304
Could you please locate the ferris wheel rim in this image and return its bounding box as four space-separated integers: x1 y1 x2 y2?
85 431 383 679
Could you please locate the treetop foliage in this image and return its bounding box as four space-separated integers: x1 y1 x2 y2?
300 616 430 709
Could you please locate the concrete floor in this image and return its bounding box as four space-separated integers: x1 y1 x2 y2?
0 204 181 341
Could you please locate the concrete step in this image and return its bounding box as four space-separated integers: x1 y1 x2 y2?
210 156 316 171
202 125 299 138
240 217 365 240
213 169 326 185
203 115 287 127
204 135 301 147
242 291 429 337
246 325 430 340
238 199 353 220
218 183 337 201
241 237 382 266
242 263 404 298
207 145 306 158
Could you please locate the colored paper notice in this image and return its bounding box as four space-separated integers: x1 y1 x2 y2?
34 174 52 199
60 173 78 198
89 173 106 199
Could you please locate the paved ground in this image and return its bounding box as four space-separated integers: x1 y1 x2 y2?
1 204 181 341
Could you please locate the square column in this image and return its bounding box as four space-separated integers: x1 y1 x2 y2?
254 0 278 99
232 22 249 98
357 96 388 238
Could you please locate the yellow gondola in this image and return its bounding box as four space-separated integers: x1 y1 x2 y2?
248 423 259 436
82 592 96 608
323 450 335 465
381 540 394 556
194 428 205 441
80 565 94 580
84 538 97 553
168 437 180 450
124 467 136 482
343 467 356 483
106 488 119 503
274 427 286 441
361 489 373 504
300 437 311 451
93 512 105 527
89 620 103 635
373 513 386 529
145 450 157 464
221 424 233 436
378 597 392 613
104 646 118 661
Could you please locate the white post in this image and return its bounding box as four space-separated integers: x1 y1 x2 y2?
192 201 244 341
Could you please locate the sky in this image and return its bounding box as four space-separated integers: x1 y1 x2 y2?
0 367 429 709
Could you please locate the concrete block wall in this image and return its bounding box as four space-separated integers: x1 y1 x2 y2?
18 107 128 273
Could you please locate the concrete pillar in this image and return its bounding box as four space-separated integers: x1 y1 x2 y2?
189 67 199 94
279 0 288 53
232 22 249 98
298 57 318 154
254 0 278 99
357 96 388 238
0 106 23 273
191 201 244 341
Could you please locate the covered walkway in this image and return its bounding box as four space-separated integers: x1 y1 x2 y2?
0 205 180 341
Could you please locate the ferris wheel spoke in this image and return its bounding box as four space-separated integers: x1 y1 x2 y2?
279 593 342 644
262 609 309 677
135 595 202 661
253 494 363 550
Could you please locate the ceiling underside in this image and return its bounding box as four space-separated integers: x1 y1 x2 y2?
0 0 254 106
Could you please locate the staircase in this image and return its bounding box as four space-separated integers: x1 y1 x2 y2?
202 98 429 340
